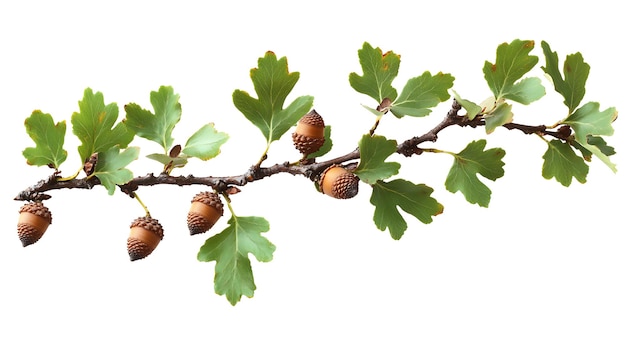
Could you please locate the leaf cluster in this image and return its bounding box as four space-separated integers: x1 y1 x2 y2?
23 86 229 194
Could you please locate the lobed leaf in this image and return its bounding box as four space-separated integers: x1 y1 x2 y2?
23 110 68 169
541 41 589 113
197 215 274 306
370 179 443 240
571 136 617 163
445 139 505 207
232 51 313 143
542 140 588 186
72 88 134 163
354 134 400 184
349 42 400 103
124 86 182 151
501 77 545 105
92 146 140 195
182 123 229 160
563 102 617 172
390 72 454 117
483 39 544 104
585 136 615 157
484 101 514 134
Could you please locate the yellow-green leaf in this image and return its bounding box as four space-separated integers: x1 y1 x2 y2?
391 72 454 117
349 42 400 103
355 134 400 184
370 179 443 240
23 110 67 169
183 123 229 161
542 140 588 186
72 88 134 163
197 215 274 306
563 102 617 172
124 86 182 152
483 40 544 104
92 146 140 195
232 52 313 144
445 140 505 207
541 41 590 113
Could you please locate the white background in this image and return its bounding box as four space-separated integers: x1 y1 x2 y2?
1 1 624 350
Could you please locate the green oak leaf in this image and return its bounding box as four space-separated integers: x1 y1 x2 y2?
92 146 140 195
182 123 229 160
124 86 182 152
370 179 443 240
72 88 134 163
542 140 588 186
452 90 482 120
197 215 274 306
22 110 68 169
484 101 513 134
232 51 313 144
541 41 589 113
308 125 332 158
563 102 617 172
445 139 505 207
349 42 400 103
572 136 616 162
145 153 189 168
483 40 544 104
501 77 545 105
586 136 615 157
390 72 454 117
354 135 400 184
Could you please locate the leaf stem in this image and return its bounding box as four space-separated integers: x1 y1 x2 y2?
56 167 82 182
255 144 270 169
421 148 450 154
223 192 235 217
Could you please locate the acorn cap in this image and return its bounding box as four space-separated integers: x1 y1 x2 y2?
292 109 325 156
17 202 52 247
298 110 325 130
127 216 164 261
319 165 359 199
187 192 224 235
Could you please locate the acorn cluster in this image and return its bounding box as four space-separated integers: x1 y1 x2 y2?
16 191 226 262
125 191 225 261
292 110 360 199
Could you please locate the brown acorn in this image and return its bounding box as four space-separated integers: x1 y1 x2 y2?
292 109 325 157
318 165 359 199
127 216 164 261
187 191 224 235
17 202 52 247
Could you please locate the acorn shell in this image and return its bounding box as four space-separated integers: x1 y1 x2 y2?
187 192 224 235
292 110 325 156
17 202 52 247
318 165 359 199
127 216 164 261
